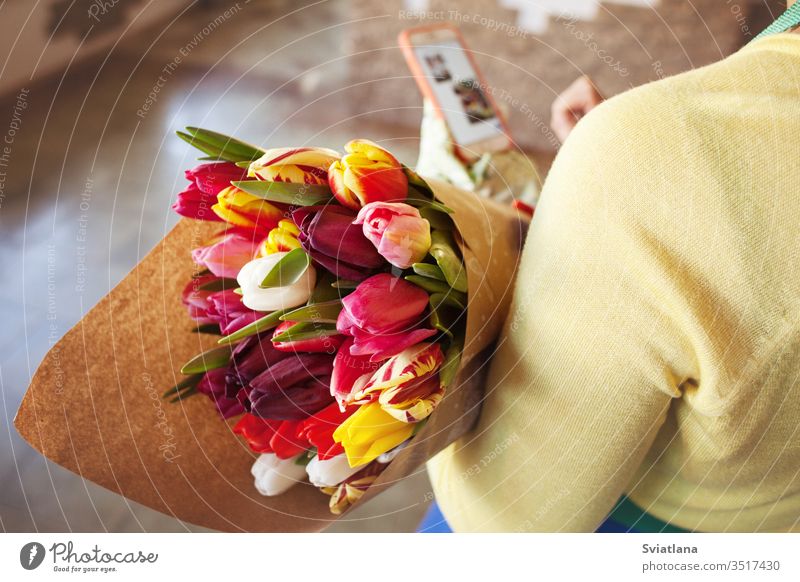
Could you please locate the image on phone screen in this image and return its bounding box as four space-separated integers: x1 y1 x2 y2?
413 39 505 147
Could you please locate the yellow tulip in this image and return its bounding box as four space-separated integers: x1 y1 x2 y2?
333 403 414 468
259 219 301 255
212 186 283 231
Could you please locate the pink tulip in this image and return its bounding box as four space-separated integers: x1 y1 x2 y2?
181 276 259 335
354 202 431 269
191 231 261 279
336 274 437 361
172 183 226 221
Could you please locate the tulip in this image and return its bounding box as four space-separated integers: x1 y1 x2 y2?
292 205 384 281
237 253 317 312
271 320 344 353
196 368 245 419
328 139 408 210
322 462 385 515
248 147 340 185
330 337 382 407
225 333 286 395
332 402 415 467
191 231 261 278
355 343 445 423
234 414 308 459
260 219 301 255
306 454 361 488
354 202 431 269
212 185 284 232
297 401 355 460
188 161 248 193
245 352 335 420
172 183 226 221
181 276 258 335
251 453 307 496
336 274 437 361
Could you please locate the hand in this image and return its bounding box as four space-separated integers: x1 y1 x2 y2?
550 76 604 143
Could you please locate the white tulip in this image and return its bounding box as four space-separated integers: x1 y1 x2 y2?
237 253 316 312
251 453 307 496
306 454 361 488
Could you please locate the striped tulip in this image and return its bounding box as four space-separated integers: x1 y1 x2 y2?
352 342 444 422
321 462 385 515
248 147 340 185
260 219 301 255
212 185 284 233
328 140 408 210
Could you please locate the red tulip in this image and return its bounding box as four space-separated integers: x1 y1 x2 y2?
187 161 248 195
297 402 356 460
271 320 344 354
330 337 383 406
233 414 308 459
336 274 437 361
172 183 226 221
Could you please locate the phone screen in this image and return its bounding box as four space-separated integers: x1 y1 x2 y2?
413 39 505 147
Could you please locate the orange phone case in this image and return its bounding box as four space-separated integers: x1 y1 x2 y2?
398 23 512 160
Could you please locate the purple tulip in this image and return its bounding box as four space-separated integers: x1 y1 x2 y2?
197 368 245 419
225 333 285 397
182 276 259 335
292 205 384 281
245 353 335 420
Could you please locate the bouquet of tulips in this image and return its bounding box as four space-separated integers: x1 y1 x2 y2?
15 127 528 531
169 129 471 513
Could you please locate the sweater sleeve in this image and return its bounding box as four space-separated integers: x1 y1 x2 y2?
427 95 698 532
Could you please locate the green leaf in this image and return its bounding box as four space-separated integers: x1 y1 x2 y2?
259 248 310 289
403 165 434 197
280 299 342 324
184 127 265 161
271 321 339 343
429 230 468 293
405 275 450 295
235 160 251 168
309 271 343 303
169 387 198 403
294 448 317 466
440 336 464 389
419 206 454 230
196 277 239 292
192 323 221 335
232 180 332 206
428 293 466 339
180 345 232 375
162 373 204 398
429 291 467 312
217 309 290 344
412 262 446 281
331 279 359 290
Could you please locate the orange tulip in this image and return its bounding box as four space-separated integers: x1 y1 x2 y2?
328 139 408 210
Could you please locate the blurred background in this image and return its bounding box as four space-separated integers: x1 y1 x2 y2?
0 0 782 532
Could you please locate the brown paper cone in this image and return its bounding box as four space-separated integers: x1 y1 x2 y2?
14 179 529 531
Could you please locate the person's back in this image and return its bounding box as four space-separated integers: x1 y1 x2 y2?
428 33 800 532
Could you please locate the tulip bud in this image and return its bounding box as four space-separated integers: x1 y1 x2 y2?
237 253 316 312
212 186 284 233
191 231 261 278
260 219 301 255
328 140 408 210
249 147 340 185
306 454 361 488
354 202 431 269
250 453 307 496
172 183 226 222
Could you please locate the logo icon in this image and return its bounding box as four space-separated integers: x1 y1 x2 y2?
20 542 46 570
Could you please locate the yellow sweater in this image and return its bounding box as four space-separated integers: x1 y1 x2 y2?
428 34 800 532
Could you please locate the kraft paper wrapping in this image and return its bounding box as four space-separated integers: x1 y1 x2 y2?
14 179 529 532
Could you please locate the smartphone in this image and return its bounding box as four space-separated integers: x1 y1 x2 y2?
399 23 512 162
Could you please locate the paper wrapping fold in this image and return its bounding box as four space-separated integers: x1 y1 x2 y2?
14 179 528 532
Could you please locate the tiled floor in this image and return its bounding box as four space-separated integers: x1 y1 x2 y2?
0 0 434 533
